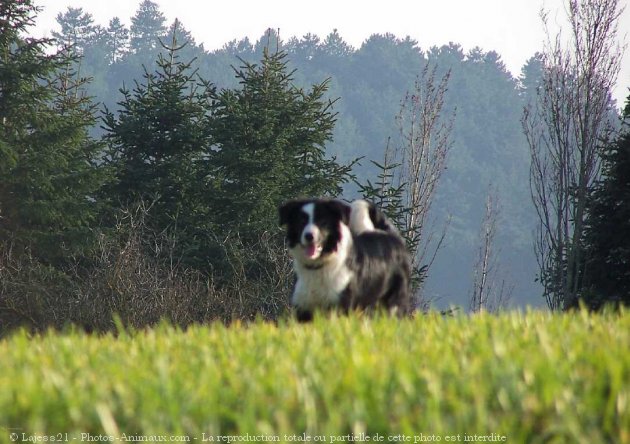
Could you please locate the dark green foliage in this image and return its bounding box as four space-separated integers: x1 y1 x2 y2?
356 157 428 288
52 7 110 110
206 47 354 238
102 26 215 267
102 31 353 273
6 0 605 315
0 0 104 264
36 6 544 307
4 0 627 327
357 159 408 230
583 94 630 309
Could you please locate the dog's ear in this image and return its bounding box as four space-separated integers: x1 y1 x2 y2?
279 200 304 227
327 199 351 225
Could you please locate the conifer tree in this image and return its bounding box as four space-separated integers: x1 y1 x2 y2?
52 7 96 55
102 22 214 266
105 17 129 64
206 47 353 238
0 0 104 264
322 29 353 57
583 95 630 308
129 0 167 54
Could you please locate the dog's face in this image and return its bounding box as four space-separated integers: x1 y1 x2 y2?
279 199 350 264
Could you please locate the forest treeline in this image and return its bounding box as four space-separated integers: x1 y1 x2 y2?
1 0 628 332
48 0 543 304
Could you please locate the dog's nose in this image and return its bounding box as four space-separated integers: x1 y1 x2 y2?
304 232 314 243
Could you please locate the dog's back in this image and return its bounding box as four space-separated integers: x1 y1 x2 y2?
342 208 411 314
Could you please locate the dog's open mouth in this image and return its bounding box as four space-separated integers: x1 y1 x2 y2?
304 243 323 259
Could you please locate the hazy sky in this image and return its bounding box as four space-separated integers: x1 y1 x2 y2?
32 0 630 105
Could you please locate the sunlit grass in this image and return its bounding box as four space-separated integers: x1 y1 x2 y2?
0 310 628 443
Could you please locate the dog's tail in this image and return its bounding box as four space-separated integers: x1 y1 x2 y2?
349 200 374 234
349 200 398 235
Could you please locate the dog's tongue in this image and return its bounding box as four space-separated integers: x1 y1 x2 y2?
305 244 317 258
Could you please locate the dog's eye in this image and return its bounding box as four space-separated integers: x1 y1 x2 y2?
299 213 308 224
314 218 332 230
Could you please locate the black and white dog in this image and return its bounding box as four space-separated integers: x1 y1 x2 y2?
278 198 411 321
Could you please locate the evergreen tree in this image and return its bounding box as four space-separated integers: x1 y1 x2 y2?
166 19 196 47
129 0 167 54
518 54 543 101
583 94 630 308
52 7 96 55
102 23 215 266
286 33 322 61
220 38 254 58
322 29 353 57
254 28 283 55
308 30 353 79
357 158 432 290
165 19 203 63
104 17 129 64
206 48 354 238
0 0 104 264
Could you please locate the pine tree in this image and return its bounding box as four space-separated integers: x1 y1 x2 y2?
166 19 195 47
286 33 321 62
518 54 543 102
165 19 203 63
105 17 129 64
583 94 630 308
322 29 353 57
52 7 96 55
0 0 104 264
129 0 167 54
102 22 215 266
206 47 354 238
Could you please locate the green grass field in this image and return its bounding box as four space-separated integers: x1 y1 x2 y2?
0 310 628 444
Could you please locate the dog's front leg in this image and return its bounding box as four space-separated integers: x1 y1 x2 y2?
296 309 313 322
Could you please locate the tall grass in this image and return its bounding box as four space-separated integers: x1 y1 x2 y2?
0 310 628 443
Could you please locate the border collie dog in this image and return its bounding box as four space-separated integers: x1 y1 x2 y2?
278 198 411 321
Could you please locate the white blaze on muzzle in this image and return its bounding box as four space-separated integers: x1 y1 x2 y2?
301 203 322 259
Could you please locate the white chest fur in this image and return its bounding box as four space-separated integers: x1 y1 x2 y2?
290 224 353 311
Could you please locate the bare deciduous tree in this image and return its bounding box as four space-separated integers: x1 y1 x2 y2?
522 0 625 310
394 65 453 259
362 64 454 307
469 187 513 313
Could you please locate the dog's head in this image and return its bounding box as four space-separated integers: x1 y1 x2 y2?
279 199 351 265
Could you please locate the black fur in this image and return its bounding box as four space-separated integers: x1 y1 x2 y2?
341 230 411 312
367 202 397 233
279 198 411 320
279 198 350 254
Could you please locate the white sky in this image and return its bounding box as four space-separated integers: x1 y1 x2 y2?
32 0 630 106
